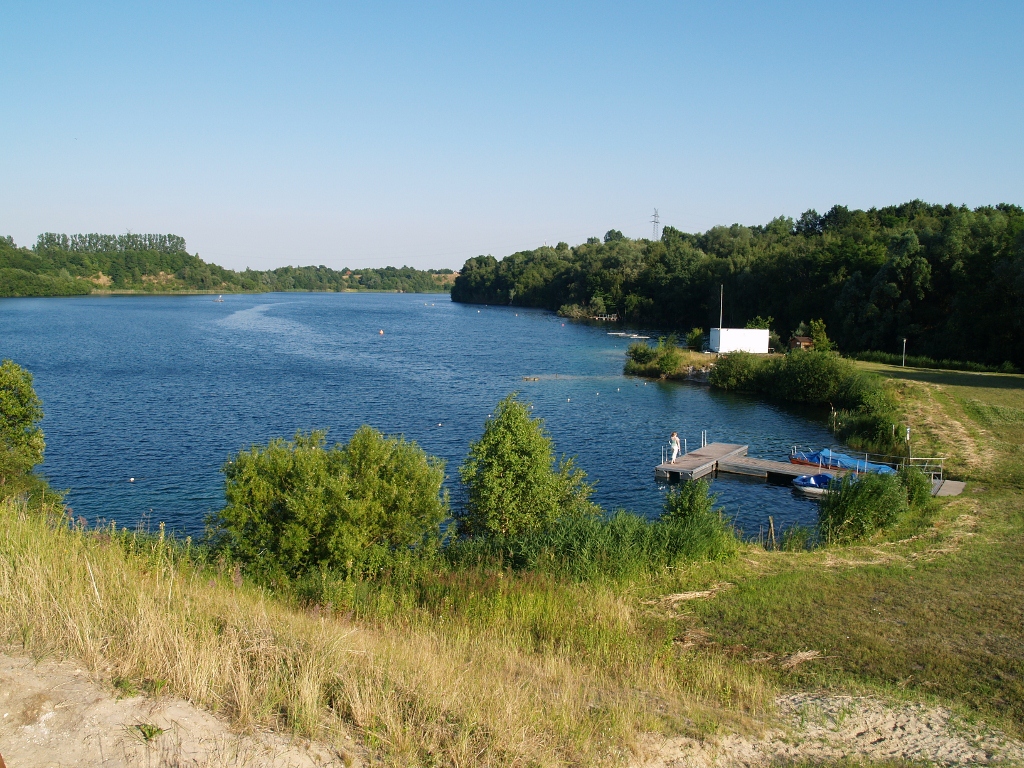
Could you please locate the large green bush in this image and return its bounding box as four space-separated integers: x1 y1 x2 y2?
707 351 763 390
212 427 447 581
708 350 905 452
458 394 597 538
764 350 855 404
625 341 657 365
0 359 46 486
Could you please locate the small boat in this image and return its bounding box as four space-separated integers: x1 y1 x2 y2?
213 295 224 302
792 473 836 497
790 448 895 475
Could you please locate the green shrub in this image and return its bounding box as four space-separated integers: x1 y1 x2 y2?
458 394 597 538
686 327 705 350
0 359 46 487
211 427 447 581
656 346 683 375
765 350 855 404
707 349 905 453
707 351 764 390
626 342 657 365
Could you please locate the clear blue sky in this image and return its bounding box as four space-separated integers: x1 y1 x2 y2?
1 1 1021 270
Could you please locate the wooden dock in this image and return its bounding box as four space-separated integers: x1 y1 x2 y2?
654 443 747 481
656 443 845 482
718 456 847 480
656 442 962 497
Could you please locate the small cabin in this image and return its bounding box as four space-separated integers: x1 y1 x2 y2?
790 335 814 350
709 328 769 354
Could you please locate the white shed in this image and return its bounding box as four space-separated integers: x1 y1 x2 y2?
709 328 769 354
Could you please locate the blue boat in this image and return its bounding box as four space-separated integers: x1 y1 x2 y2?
790 448 896 475
792 473 837 497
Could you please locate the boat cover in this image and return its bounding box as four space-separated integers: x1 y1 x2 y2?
791 448 896 474
792 473 835 489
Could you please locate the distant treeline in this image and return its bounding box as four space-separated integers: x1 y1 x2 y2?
0 234 454 297
451 201 1024 368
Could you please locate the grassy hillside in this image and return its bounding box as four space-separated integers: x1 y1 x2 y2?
2 362 1023 763
0 233 454 296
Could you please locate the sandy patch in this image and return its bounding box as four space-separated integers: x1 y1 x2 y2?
634 692 1024 767
0 654 360 767
141 271 177 285
88 273 113 288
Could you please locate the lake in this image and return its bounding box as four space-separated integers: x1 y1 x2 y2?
0 292 840 537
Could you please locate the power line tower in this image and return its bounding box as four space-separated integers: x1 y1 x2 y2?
651 208 660 240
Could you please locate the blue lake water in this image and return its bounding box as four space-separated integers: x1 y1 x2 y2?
0 293 840 537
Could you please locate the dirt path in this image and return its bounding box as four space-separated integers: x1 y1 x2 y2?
0 654 360 767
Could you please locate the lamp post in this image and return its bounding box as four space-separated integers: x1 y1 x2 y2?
902 338 907 367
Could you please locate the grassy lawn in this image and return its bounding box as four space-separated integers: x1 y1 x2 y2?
672 362 1024 735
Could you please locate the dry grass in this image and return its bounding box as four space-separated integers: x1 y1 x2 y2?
0 497 774 766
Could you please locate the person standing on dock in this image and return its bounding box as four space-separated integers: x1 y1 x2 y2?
669 432 681 462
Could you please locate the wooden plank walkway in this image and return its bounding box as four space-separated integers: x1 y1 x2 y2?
718 456 846 480
654 443 747 481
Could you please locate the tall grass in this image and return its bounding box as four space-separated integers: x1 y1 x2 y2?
0 492 772 766
818 467 932 545
443 480 737 581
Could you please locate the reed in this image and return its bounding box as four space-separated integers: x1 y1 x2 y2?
817 468 933 545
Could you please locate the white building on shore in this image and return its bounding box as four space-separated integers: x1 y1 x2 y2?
709 328 769 354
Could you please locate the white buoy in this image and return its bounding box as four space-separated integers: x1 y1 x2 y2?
129 477 135 483
379 329 384 335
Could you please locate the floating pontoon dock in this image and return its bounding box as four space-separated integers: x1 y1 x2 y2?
655 443 844 482
655 442 962 496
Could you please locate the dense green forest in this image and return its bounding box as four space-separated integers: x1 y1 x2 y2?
452 201 1024 368
0 233 453 297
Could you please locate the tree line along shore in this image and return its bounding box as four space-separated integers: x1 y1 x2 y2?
450 200 1024 372
0 233 455 296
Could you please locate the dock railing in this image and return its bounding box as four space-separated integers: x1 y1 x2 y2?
661 433 704 464
790 446 945 481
